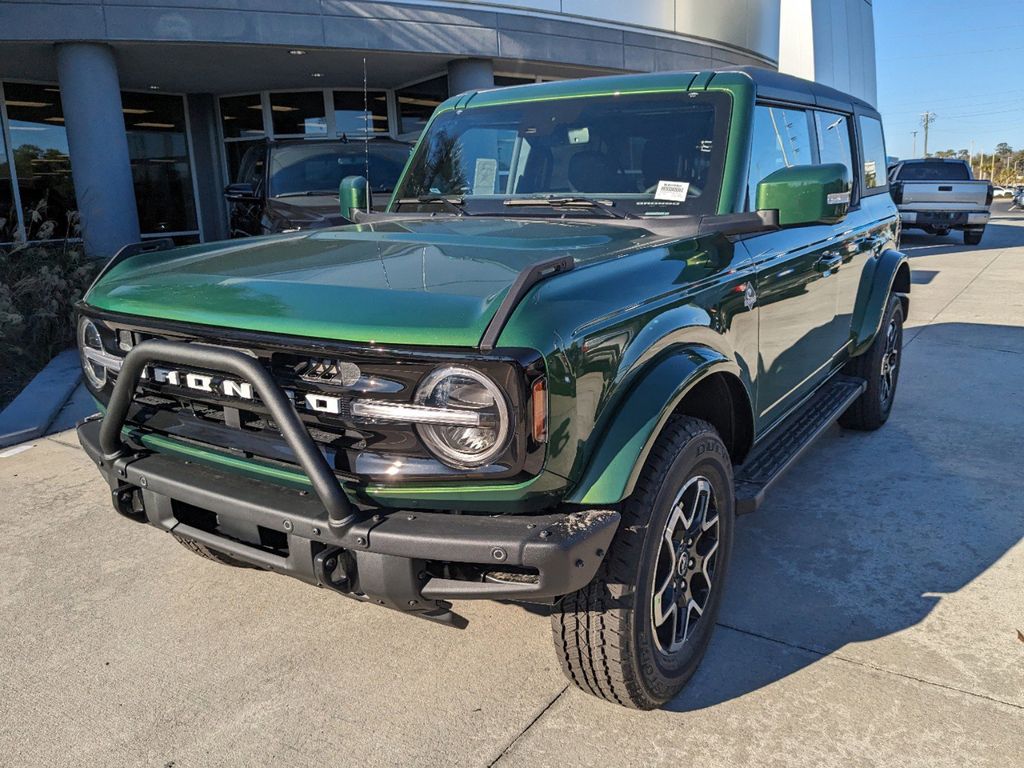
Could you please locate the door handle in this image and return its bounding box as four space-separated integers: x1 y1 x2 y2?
816 251 842 273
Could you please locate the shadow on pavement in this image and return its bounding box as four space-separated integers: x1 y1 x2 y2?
665 320 1024 712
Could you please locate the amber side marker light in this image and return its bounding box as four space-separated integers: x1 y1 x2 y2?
532 377 548 443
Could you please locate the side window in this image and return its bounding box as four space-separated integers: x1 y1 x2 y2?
814 111 855 198
746 105 814 210
858 116 888 192
237 145 265 190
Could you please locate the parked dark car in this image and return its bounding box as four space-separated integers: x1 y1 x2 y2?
224 138 411 237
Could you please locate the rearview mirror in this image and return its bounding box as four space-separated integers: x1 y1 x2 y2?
756 163 850 227
224 182 258 202
339 176 371 221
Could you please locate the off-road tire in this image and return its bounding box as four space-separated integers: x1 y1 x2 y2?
175 535 261 569
839 293 904 430
551 416 735 709
963 228 984 245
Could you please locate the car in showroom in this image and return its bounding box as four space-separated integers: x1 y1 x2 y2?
224 137 411 237
76 68 908 709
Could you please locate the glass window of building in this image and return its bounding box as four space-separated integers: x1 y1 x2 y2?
746 105 813 210
0 107 17 243
269 91 327 137
494 75 536 87
333 91 389 138
396 76 448 139
3 82 78 241
858 116 888 191
121 91 197 236
220 93 265 139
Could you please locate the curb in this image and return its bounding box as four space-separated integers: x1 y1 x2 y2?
0 349 83 448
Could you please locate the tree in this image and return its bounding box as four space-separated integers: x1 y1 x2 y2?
995 142 1013 157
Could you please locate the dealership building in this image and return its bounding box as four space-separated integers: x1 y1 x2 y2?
0 0 876 256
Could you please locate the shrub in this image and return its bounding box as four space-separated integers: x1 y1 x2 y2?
0 242 100 409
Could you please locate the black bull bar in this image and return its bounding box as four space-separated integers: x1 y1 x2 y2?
99 339 357 529
81 338 619 619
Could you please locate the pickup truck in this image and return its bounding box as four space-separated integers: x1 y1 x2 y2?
888 158 993 244
75 68 909 710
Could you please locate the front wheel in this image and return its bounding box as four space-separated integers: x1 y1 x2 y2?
551 416 735 709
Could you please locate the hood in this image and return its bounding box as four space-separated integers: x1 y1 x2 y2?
86 218 669 347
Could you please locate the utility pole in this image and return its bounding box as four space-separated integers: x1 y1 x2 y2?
912 130 918 157
921 112 936 157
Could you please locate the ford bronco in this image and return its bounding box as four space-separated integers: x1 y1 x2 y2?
76 68 909 709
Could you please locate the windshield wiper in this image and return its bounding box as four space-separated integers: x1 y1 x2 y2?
273 190 338 198
503 196 634 219
396 195 468 216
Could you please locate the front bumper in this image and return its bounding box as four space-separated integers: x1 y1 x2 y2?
78 419 618 624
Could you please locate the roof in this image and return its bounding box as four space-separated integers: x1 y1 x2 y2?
458 66 878 117
896 158 968 164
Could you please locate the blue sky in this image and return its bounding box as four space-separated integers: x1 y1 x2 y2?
874 0 1022 159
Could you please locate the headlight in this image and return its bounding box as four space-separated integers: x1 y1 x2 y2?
77 316 123 390
77 317 108 389
413 366 510 468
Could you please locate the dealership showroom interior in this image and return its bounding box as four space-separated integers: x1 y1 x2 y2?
0 1 1021 766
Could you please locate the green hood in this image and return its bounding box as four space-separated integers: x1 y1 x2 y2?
86 218 664 347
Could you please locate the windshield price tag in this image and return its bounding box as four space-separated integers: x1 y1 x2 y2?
655 180 689 202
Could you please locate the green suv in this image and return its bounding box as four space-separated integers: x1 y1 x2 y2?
76 68 909 709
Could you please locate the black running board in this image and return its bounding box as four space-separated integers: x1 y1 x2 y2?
734 375 866 515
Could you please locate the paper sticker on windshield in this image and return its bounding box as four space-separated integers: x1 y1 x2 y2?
655 180 689 202
473 158 498 194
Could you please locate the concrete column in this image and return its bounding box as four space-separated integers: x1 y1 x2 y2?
186 94 229 242
55 43 140 258
447 58 494 96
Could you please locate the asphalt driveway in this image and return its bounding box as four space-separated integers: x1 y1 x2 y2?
2 204 1022 767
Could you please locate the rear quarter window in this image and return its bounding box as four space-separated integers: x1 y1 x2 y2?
858 116 888 193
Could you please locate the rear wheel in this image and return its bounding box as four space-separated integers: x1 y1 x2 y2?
840 294 904 430
964 228 984 245
551 416 735 709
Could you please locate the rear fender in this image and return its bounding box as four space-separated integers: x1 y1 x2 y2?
567 346 737 505
850 249 910 356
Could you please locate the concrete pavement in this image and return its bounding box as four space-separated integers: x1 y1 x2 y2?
2 205 1022 767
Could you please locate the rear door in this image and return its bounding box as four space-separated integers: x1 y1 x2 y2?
815 110 875 361
746 105 843 431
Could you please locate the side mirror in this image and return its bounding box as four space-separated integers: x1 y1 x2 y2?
339 176 371 221
756 163 851 227
224 182 258 202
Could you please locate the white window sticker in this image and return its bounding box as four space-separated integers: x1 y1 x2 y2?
473 158 498 194
655 180 689 202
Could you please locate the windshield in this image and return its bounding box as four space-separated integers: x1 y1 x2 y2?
896 161 970 181
391 91 730 217
269 142 410 197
